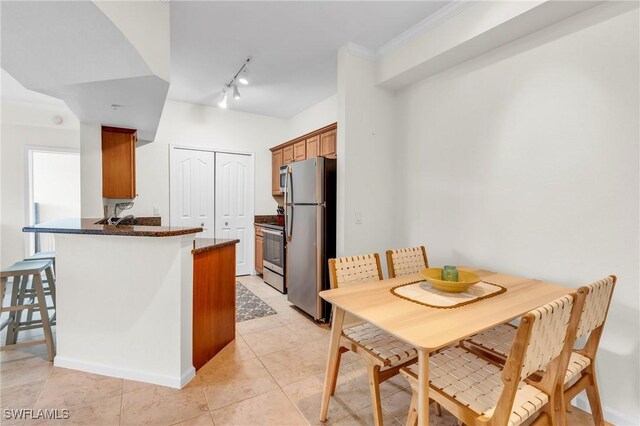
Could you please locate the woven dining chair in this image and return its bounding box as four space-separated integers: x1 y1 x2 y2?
386 246 429 278
324 253 431 426
461 276 616 426
402 291 585 426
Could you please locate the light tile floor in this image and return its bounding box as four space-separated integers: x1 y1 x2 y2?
1 275 601 425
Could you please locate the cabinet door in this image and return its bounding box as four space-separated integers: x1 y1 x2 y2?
306 135 319 158
293 141 306 161
283 145 294 164
272 149 283 195
319 129 336 159
102 126 136 199
255 234 263 274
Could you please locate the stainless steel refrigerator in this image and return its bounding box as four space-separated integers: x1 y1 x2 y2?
283 157 336 322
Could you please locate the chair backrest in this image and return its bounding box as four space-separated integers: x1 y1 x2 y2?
576 275 616 340
386 246 429 278
491 293 581 425
517 294 575 380
328 254 383 289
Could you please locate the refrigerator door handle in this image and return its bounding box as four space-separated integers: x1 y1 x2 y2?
285 167 294 242
287 205 294 242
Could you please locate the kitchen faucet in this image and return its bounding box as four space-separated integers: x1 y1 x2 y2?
113 214 135 226
107 201 135 225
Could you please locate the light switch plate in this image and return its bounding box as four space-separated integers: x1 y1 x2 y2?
355 211 362 224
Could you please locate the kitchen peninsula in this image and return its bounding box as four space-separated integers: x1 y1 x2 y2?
23 219 238 388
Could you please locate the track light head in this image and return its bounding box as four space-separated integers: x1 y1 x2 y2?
218 91 228 109
233 84 241 100
238 67 249 85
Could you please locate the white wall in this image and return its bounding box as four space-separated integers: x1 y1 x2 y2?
395 5 638 422
126 100 288 222
0 102 79 265
286 94 337 139
336 47 398 271
80 122 102 217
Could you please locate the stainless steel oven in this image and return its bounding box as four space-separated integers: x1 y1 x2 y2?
263 227 286 293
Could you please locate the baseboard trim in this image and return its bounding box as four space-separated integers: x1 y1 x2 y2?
54 356 195 389
573 396 636 425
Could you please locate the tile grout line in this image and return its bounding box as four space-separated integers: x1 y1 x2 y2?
119 378 125 426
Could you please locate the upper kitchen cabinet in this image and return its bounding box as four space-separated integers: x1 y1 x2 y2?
102 126 136 199
306 135 319 158
270 122 337 196
271 149 283 195
283 145 294 164
319 129 337 158
293 140 306 161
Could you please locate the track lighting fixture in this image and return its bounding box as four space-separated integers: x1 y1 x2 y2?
218 91 228 109
216 57 251 108
238 67 249 85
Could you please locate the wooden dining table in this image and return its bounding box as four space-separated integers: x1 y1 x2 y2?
318 267 572 426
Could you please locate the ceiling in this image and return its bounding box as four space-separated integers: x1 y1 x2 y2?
168 1 449 118
1 69 66 107
2 1 452 125
1 1 169 141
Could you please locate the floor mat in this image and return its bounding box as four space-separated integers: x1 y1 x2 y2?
236 282 277 322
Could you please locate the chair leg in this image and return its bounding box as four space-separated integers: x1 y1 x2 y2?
585 368 605 426
547 387 565 426
33 274 55 361
329 347 346 396
6 276 21 345
406 391 418 426
434 402 442 417
367 364 383 426
44 267 56 309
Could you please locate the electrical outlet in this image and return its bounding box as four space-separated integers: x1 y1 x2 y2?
153 206 160 216
355 211 362 224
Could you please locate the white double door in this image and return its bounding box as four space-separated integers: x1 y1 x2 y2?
170 148 254 275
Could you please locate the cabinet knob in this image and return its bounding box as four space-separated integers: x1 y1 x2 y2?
225 221 229 226
201 222 204 227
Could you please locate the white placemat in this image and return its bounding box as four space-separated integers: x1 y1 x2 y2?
391 280 506 309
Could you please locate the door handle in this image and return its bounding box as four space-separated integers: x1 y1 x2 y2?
287 205 293 242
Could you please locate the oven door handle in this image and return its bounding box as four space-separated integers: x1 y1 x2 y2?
263 229 283 236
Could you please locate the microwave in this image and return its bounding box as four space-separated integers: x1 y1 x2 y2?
279 165 288 193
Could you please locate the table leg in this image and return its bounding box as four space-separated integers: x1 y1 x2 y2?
320 306 345 422
418 349 430 426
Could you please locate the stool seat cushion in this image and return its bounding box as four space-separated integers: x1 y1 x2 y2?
1 260 52 277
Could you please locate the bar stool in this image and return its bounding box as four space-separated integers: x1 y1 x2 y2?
1 260 56 361
22 251 57 322
24 251 56 278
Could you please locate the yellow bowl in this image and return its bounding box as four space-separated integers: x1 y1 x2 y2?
419 268 481 293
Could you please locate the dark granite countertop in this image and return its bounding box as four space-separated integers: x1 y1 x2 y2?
23 218 202 237
193 238 240 255
255 223 284 230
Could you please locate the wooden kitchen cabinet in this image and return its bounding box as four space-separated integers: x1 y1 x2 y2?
283 145 294 164
270 123 336 198
271 149 283 195
293 141 306 161
255 226 264 274
102 126 136 199
320 129 337 159
306 135 319 158
193 241 237 370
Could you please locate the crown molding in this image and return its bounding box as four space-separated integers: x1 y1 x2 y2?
376 0 477 57
346 42 377 61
